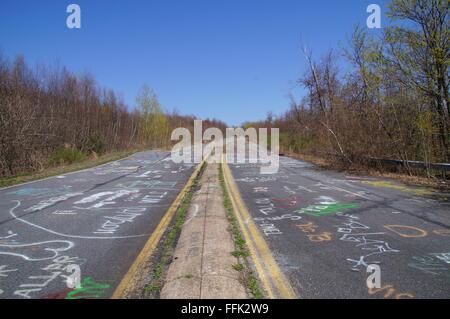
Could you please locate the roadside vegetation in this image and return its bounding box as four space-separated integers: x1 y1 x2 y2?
0 149 138 188
48 147 86 166
0 57 226 179
244 0 449 180
219 163 264 299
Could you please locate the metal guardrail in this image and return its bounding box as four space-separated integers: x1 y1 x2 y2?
282 149 450 172
368 157 450 172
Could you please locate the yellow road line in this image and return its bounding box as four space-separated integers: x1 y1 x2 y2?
111 158 205 299
222 156 297 299
223 164 275 298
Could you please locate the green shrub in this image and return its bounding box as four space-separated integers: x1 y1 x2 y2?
280 132 314 153
84 135 106 154
48 148 86 166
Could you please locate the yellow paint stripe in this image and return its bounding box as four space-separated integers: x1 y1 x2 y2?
222 156 297 299
111 158 205 299
223 164 275 298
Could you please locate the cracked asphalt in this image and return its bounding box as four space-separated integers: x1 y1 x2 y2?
1 146 449 299
0 150 194 299
228 155 450 298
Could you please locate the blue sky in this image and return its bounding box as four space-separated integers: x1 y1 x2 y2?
0 0 389 126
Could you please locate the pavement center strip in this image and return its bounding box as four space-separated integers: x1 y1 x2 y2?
111 155 207 299
160 163 248 298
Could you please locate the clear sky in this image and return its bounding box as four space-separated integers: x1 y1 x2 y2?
0 0 389 126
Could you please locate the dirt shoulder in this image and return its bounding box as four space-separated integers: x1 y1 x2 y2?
284 151 450 191
0 149 146 188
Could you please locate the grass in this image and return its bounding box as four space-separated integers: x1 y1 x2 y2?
232 263 244 271
48 148 86 166
145 263 164 294
144 162 205 297
218 163 264 299
0 149 140 188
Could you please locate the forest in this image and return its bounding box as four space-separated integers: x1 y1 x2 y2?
1 0 448 179
245 0 449 177
0 55 225 177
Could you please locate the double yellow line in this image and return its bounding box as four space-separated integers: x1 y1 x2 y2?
222 156 296 299
113 151 295 299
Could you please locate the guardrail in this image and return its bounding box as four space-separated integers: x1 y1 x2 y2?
367 157 450 172
281 149 450 173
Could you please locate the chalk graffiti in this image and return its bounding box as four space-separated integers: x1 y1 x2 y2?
42 288 73 299
12 254 84 299
283 185 296 195
272 196 300 209
295 201 358 217
384 225 428 238
255 198 271 205
42 255 86 272
296 221 317 233
7 186 73 198
9 201 150 239
14 271 65 298
362 180 432 196
0 156 194 298
368 284 414 299
135 170 162 178
115 180 177 189
253 187 268 193
385 225 450 239
296 185 316 193
314 183 371 199
408 253 450 278
94 166 139 175
94 208 145 235
308 232 332 243
254 197 276 215
184 204 199 225
296 221 332 243
0 239 74 261
254 214 302 222
25 192 82 212
2 243 87 299
335 213 399 271
235 176 277 183
0 230 18 242
74 190 140 209
0 265 18 277
433 252 450 264
258 222 282 236
140 191 168 204
65 277 110 299
52 210 77 215
433 229 450 237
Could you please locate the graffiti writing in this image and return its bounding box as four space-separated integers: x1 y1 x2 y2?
335 213 399 271
65 277 110 299
368 284 414 299
296 221 332 243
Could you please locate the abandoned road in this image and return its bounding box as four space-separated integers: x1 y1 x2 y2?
0 151 195 299
1 145 449 299
228 154 450 298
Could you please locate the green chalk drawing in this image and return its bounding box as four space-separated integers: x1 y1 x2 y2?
296 203 358 217
65 277 110 299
